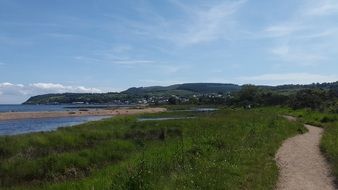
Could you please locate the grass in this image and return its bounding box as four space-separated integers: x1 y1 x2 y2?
0 108 305 190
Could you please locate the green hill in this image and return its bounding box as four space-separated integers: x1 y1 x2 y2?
23 83 241 104
122 83 240 94
23 92 124 105
23 82 338 105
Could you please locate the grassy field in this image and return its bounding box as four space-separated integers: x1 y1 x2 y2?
0 108 305 190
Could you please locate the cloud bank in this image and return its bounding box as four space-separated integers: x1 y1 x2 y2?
0 82 102 104
262 0 338 65
238 73 338 85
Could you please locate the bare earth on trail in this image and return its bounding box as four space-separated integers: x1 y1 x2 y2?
276 120 336 190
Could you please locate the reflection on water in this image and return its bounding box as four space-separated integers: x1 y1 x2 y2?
138 117 195 122
0 116 111 136
195 108 218 112
0 104 69 113
170 108 219 112
138 108 217 122
0 104 124 113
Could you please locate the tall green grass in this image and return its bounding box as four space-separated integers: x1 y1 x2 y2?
0 108 304 190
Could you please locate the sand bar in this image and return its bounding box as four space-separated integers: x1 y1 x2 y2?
0 107 167 121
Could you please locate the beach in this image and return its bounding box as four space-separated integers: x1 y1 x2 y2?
0 107 167 121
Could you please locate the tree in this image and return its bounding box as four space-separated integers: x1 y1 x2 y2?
236 85 260 107
329 85 338 98
168 96 178 105
289 89 325 110
260 92 288 106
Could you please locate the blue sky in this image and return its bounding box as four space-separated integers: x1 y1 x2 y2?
1 0 338 103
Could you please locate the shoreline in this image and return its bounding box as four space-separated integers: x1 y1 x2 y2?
0 107 167 121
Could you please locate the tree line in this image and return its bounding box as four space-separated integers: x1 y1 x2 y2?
171 84 338 113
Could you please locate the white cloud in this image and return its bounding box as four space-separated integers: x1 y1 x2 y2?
271 46 289 56
304 0 338 16
263 1 338 38
74 44 155 66
0 82 15 87
264 23 303 38
171 0 247 45
45 32 79 39
115 0 247 46
110 45 133 54
260 0 338 66
139 79 184 86
29 83 101 93
0 82 102 104
110 60 155 65
298 28 338 39
30 83 67 90
238 73 338 85
270 45 326 65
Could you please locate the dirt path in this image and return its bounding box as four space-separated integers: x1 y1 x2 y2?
276 118 336 190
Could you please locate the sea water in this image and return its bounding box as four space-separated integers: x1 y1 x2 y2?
0 104 114 135
0 115 111 136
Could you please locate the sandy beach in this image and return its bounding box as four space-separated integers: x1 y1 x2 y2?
0 107 167 121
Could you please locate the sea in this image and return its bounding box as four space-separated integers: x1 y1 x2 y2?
0 104 114 136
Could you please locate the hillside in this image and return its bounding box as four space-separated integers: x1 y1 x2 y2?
23 82 338 105
23 92 125 105
23 83 241 104
260 82 338 95
122 83 240 95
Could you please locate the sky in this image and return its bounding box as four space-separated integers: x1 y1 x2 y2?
1 0 338 103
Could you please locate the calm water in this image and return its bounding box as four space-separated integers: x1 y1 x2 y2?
0 105 217 136
169 108 219 112
0 104 125 113
0 104 117 136
195 108 218 112
137 117 195 121
0 116 111 136
0 104 67 112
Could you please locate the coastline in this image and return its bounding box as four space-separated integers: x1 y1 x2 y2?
0 107 167 121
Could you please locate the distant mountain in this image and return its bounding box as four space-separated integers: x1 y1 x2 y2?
122 83 241 95
23 82 338 105
23 83 241 104
23 92 124 105
177 83 241 93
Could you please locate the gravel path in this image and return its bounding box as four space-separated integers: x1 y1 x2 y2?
276 120 336 190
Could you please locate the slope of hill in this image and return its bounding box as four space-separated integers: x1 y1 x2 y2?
23 82 338 105
24 83 240 104
23 83 241 104
23 92 124 105
122 83 240 94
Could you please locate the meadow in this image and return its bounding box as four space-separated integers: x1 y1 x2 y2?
0 108 305 190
